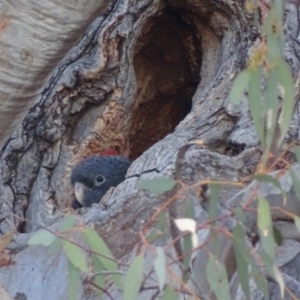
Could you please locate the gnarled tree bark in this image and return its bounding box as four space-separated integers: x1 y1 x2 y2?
0 0 300 299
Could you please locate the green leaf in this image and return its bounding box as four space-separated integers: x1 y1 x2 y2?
262 6 273 36
294 216 300 234
233 207 246 224
92 255 106 298
264 70 280 152
273 225 283 246
250 268 269 300
136 178 176 195
248 66 264 142
273 266 285 299
185 198 195 220
289 168 300 204
233 225 250 300
47 237 61 255
259 251 284 299
83 228 122 290
182 232 193 282
243 240 270 298
60 215 77 232
229 69 252 104
156 211 168 234
253 174 286 203
208 183 220 220
68 260 80 300
206 254 231 300
265 23 282 60
83 228 116 270
123 254 144 300
94 275 105 298
161 285 177 300
208 183 221 256
263 3 283 56
231 222 265 299
257 197 272 230
146 227 164 243
294 146 300 164
273 0 284 42
275 59 295 146
260 251 275 279
154 247 166 291
231 222 269 297
62 241 88 272
147 211 168 243
267 35 282 61
28 229 56 246
92 253 105 272
259 250 279 296
111 274 122 290
257 197 276 259
265 69 279 110
274 0 284 23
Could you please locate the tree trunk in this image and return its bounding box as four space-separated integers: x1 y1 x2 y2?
0 0 300 299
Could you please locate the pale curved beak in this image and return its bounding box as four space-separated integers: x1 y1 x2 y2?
74 182 88 206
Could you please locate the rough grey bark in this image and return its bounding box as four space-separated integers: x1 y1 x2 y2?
0 0 113 149
0 0 300 299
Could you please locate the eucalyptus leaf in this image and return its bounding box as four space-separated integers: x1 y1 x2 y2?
253 174 286 203
233 207 246 224
83 228 122 290
123 254 144 300
208 183 220 220
208 183 221 256
206 254 231 300
60 215 77 232
276 59 295 147
92 255 106 298
294 216 300 234
62 241 88 272
137 178 176 195
28 229 56 246
47 237 61 255
154 247 166 291
233 225 250 300
229 69 251 104
289 168 300 204
273 266 285 299
185 198 195 219
83 228 117 270
294 146 300 164
264 70 279 152
161 285 177 300
182 233 193 282
257 197 275 259
68 260 80 300
273 225 283 246
248 66 264 142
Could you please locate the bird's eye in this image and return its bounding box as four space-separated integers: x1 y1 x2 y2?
95 175 105 186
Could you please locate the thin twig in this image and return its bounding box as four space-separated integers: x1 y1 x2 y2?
89 281 114 300
90 270 127 279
